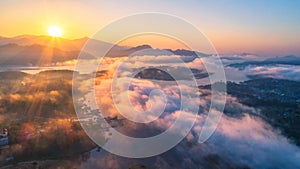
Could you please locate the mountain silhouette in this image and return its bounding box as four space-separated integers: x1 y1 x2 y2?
0 35 209 66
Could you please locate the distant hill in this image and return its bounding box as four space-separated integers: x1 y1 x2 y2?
0 43 94 66
0 35 128 64
228 55 300 69
134 66 209 81
264 55 300 63
0 35 122 52
0 71 29 79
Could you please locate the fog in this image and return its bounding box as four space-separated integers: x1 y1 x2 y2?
73 55 300 169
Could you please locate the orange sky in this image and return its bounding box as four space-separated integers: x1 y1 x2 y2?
117 34 190 50
1 0 300 56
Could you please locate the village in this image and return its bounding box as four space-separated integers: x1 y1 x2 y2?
0 113 124 165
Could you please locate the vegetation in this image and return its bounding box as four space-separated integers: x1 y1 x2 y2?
0 70 96 166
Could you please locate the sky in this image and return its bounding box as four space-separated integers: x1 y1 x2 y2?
1 0 300 56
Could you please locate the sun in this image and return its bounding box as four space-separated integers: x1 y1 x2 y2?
48 26 62 37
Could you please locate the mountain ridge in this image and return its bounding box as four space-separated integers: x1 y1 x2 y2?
0 34 211 66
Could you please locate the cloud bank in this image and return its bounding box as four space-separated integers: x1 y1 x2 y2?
73 54 300 169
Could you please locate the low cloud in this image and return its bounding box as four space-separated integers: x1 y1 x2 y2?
244 65 300 81
75 55 300 169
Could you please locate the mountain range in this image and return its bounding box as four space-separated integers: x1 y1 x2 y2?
0 35 206 66
2 34 298 67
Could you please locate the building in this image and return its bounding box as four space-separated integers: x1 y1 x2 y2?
0 129 8 147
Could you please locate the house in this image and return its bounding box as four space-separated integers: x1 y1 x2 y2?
0 129 8 147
